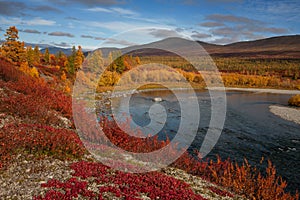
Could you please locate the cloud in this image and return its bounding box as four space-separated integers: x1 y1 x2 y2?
31 5 61 13
211 27 235 36
70 0 125 6
20 29 41 34
81 34 107 40
81 35 94 39
27 17 56 26
247 26 289 34
0 17 56 26
65 16 80 21
48 31 74 37
111 7 137 15
104 38 137 46
206 14 261 24
149 29 182 38
200 22 224 27
0 1 61 16
202 13 289 44
208 25 288 44
51 42 71 48
191 31 211 39
175 27 185 32
87 7 112 12
86 7 137 16
94 36 106 40
0 1 25 16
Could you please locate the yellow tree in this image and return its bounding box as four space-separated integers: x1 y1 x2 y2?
19 61 39 78
74 46 84 71
135 56 141 65
1 26 26 63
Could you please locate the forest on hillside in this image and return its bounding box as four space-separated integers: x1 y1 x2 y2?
1 26 300 94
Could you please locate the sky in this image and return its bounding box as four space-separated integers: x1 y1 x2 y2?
0 0 299 50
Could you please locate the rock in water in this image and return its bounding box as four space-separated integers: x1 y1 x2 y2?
153 97 162 102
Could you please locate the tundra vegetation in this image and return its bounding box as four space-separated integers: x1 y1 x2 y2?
0 26 299 199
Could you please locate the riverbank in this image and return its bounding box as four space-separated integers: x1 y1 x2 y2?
97 85 300 95
209 87 300 94
270 105 300 125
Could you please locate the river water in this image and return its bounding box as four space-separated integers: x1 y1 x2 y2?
104 89 299 192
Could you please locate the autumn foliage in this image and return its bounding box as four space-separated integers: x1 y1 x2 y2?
172 154 299 200
0 26 299 199
0 57 80 168
288 94 300 107
34 161 206 200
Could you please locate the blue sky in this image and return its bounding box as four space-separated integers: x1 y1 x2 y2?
0 0 299 50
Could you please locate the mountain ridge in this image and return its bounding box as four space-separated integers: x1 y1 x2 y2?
7 35 298 58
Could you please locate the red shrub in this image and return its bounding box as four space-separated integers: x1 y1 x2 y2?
0 123 86 168
35 161 207 200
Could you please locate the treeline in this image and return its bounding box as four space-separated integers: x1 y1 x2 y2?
139 55 300 89
0 26 143 93
1 26 299 91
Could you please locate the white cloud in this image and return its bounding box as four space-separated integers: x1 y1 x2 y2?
86 7 112 12
26 17 56 26
0 17 56 26
148 29 182 38
86 7 137 16
111 7 137 15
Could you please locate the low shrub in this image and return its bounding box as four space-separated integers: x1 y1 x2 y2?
288 94 300 107
34 161 206 200
0 124 86 168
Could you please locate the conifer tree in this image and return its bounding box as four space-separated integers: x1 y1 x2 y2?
1 26 26 63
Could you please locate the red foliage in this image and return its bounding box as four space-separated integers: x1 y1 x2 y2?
0 124 85 168
35 161 207 200
171 155 299 200
100 117 170 153
0 57 72 122
0 56 298 199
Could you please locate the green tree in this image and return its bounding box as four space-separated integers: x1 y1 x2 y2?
66 46 76 75
33 46 40 64
26 46 34 66
108 50 125 74
44 47 50 64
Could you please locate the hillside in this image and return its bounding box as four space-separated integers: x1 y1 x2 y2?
1 56 298 199
96 35 300 58
0 57 238 199
18 35 299 58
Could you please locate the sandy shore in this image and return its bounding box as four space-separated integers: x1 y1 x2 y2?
209 87 300 94
270 105 300 125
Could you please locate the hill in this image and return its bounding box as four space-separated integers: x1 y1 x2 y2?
96 35 300 58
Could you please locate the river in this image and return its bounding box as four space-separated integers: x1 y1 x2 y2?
101 89 300 192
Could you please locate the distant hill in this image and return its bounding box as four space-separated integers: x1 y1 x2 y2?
206 35 300 58
95 35 300 59
2 35 299 58
40 46 73 55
